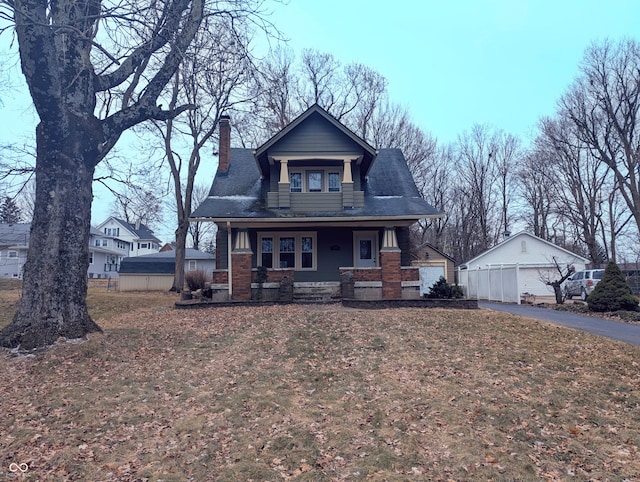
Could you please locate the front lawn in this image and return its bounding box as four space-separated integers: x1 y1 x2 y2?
1 292 639 480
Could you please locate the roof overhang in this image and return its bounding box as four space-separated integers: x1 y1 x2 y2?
190 214 442 229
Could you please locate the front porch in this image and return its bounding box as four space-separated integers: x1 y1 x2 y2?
207 264 422 302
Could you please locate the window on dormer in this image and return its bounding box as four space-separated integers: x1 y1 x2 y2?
328 172 341 192
290 172 302 192
307 171 323 192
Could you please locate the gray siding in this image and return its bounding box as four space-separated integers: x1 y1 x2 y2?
268 112 364 155
290 193 342 212
216 226 229 269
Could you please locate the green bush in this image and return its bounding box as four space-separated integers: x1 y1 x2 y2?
425 277 464 299
185 270 208 291
587 261 639 312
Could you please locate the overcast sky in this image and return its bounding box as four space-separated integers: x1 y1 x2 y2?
265 0 640 144
1 0 639 242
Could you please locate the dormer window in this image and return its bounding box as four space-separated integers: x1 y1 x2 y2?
328 172 341 192
288 168 342 193
290 172 302 192
307 171 323 192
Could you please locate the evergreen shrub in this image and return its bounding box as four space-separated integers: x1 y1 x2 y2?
426 277 464 299
587 261 639 312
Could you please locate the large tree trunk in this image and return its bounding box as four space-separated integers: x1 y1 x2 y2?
1 0 203 349
0 118 103 349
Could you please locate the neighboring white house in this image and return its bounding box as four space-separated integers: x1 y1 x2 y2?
95 217 161 258
457 232 591 303
0 223 30 279
0 222 138 280
118 248 216 291
88 227 134 279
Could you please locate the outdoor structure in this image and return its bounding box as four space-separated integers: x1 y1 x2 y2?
412 241 456 290
191 104 441 301
457 231 590 303
118 249 216 291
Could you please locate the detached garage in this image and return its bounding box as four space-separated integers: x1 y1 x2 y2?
457 232 590 303
118 249 216 291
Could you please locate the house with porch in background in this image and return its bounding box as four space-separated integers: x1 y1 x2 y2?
190 104 442 301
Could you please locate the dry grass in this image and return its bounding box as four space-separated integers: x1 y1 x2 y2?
1 290 639 481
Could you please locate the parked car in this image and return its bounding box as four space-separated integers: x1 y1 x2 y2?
564 269 605 301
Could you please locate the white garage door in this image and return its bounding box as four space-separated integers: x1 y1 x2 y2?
419 266 445 296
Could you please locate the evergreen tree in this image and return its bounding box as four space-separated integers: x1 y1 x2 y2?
0 197 22 223
588 261 639 312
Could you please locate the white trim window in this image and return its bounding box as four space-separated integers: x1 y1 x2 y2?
289 168 342 193
290 172 302 192
307 171 323 192
328 172 341 192
8 250 18 259
258 232 317 271
261 237 274 268
188 260 197 271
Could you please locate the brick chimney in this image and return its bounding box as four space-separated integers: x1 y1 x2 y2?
218 115 231 174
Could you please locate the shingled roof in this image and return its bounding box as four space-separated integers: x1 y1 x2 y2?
191 147 439 221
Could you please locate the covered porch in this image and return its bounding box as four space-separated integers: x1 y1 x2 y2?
209 223 423 301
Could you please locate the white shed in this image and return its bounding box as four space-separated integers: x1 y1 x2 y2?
457 232 590 303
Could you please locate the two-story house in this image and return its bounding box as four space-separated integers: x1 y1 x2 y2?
191 104 442 301
0 223 134 280
95 217 161 258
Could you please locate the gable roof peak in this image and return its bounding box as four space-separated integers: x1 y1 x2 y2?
253 103 377 176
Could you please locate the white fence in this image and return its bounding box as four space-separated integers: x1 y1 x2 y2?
458 264 521 303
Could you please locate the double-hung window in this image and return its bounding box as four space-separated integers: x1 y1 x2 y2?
301 236 313 268
279 237 296 268
261 237 274 268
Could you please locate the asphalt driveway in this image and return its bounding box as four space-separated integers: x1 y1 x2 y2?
479 301 640 346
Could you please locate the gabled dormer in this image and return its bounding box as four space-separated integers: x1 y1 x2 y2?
254 104 377 211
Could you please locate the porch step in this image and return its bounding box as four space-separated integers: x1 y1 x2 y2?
293 282 341 302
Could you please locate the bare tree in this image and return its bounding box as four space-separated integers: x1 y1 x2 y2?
515 147 555 240
542 257 576 304
155 13 257 292
540 116 609 265
561 39 640 238
0 0 277 349
454 124 501 255
493 132 521 238
188 184 216 249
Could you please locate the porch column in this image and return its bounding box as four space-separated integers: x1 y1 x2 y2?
380 227 401 299
231 229 253 301
342 158 354 208
277 158 291 208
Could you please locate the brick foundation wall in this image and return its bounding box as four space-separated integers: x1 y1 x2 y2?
401 267 420 281
211 270 229 284
381 250 401 299
254 268 295 283
231 252 252 301
339 267 382 282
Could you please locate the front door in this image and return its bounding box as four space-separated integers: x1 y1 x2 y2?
354 232 378 268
